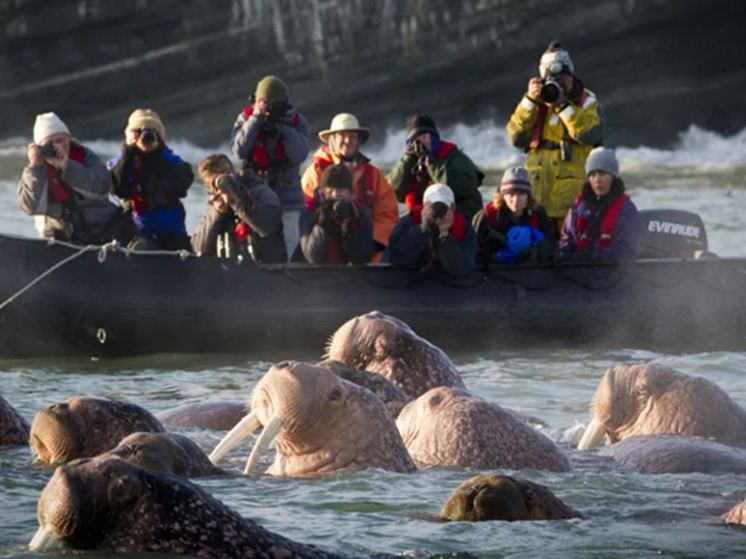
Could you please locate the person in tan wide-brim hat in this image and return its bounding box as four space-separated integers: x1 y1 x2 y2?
318 113 371 145
302 112 398 262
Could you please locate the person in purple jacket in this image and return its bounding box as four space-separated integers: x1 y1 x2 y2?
559 147 639 261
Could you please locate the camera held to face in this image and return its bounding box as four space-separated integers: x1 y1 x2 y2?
38 141 57 159
540 76 563 104
137 127 158 147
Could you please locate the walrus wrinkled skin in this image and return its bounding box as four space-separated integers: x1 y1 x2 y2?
156 401 248 430
325 311 464 398
578 363 746 450
724 498 746 525
0 394 30 447
30 457 379 557
396 387 571 472
30 397 165 464
210 361 417 477
440 474 583 522
599 435 746 474
106 432 224 477
317 359 412 417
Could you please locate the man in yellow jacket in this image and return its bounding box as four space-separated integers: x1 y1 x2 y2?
506 41 604 233
302 113 399 262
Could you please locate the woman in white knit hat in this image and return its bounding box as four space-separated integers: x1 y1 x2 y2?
18 112 134 245
558 147 640 261
472 165 556 266
301 112 398 263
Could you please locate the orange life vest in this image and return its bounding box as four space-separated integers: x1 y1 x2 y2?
313 148 375 208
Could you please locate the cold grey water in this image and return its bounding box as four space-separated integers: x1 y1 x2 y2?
1 123 746 557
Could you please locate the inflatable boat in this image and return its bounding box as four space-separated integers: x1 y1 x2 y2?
0 210 742 358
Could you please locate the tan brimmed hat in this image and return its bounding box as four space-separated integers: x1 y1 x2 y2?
318 113 371 144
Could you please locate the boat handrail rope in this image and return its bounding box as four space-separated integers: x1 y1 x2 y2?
0 238 194 312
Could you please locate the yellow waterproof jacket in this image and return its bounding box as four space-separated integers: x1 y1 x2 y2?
506 90 604 219
301 146 399 257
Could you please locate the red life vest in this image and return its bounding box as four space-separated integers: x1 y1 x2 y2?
575 192 628 252
241 107 300 173
528 90 589 150
44 144 86 204
483 203 539 230
408 205 467 243
403 141 458 210
313 148 375 208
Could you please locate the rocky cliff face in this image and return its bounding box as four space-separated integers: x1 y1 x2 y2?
2 0 744 146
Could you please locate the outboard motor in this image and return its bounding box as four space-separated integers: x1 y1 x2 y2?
637 209 708 258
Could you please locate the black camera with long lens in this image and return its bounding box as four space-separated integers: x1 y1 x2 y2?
540 77 562 104
431 201 449 219
138 127 157 146
332 197 354 222
39 141 57 159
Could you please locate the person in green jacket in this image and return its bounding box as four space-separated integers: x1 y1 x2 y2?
387 115 484 221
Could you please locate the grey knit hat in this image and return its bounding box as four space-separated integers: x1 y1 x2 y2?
500 166 532 195
585 147 619 178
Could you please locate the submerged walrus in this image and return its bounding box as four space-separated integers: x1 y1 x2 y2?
0 394 30 447
210 361 417 476
326 311 464 398
396 387 571 472
30 397 165 464
30 457 390 557
599 435 746 474
440 474 583 522
156 400 248 431
106 431 224 477
578 363 746 450
317 359 412 417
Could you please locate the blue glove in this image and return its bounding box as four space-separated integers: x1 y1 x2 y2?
507 226 532 254
529 228 545 245
495 247 519 264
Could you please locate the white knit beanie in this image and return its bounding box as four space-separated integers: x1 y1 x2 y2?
33 112 70 144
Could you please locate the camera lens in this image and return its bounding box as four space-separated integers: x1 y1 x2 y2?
140 128 157 146
39 142 57 158
431 201 448 218
540 79 561 103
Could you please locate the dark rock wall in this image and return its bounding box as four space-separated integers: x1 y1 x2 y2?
1 0 744 147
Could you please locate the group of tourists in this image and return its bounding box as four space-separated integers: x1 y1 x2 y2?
18 41 640 276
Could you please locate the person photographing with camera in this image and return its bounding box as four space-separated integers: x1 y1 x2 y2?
18 112 134 245
384 182 477 278
231 75 310 260
506 41 604 235
388 115 484 221
110 108 194 250
297 165 373 265
191 154 286 262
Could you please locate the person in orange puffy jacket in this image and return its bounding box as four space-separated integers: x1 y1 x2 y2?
302 113 398 262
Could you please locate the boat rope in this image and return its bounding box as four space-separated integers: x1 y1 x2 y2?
0 242 101 312
0 238 194 312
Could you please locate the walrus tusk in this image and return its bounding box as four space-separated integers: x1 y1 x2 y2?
29 526 65 551
209 411 261 463
244 415 283 475
577 417 606 450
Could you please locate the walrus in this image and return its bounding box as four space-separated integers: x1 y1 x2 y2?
599 435 746 474
209 361 417 476
440 474 583 522
29 456 392 557
325 311 464 398
578 363 746 450
317 359 412 417
156 400 248 430
396 386 571 472
30 397 165 464
106 431 225 477
0 394 30 447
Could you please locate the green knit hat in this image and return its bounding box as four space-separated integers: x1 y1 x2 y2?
255 75 289 101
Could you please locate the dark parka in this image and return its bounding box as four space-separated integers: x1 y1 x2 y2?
191 171 286 263
298 199 374 265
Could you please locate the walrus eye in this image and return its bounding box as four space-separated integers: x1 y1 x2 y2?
328 387 343 402
108 474 142 507
427 394 443 408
